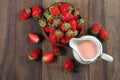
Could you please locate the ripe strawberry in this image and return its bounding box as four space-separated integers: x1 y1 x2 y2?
64 58 74 72
99 28 108 40
28 33 39 43
48 19 53 24
44 26 53 33
73 30 79 36
77 24 84 29
49 31 57 43
58 21 63 27
89 24 101 35
52 45 61 55
65 30 74 40
74 9 80 19
55 30 64 39
28 49 40 60
69 19 77 31
60 3 74 13
39 18 46 28
49 5 60 16
61 22 71 32
32 5 42 20
61 38 68 44
42 52 54 63
20 8 31 20
62 12 74 21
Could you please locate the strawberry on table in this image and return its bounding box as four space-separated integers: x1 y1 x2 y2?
32 5 42 20
55 29 64 39
64 58 74 72
61 22 71 32
28 48 40 61
49 5 60 16
20 8 31 20
28 33 39 43
89 23 101 35
99 28 108 41
65 30 74 40
42 52 54 63
69 19 77 31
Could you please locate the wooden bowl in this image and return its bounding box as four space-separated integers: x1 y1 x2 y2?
42 2 85 46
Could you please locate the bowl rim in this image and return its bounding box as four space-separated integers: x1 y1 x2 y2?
41 2 86 46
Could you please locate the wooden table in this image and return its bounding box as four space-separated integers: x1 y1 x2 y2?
0 0 120 80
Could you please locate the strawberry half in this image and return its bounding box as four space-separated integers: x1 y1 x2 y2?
32 5 42 20
20 8 31 20
99 28 108 40
42 52 54 63
64 58 74 72
69 19 77 31
55 29 64 39
89 24 101 35
28 48 40 61
61 22 71 32
28 33 39 43
49 5 60 16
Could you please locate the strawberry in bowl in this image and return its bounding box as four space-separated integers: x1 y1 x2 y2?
39 2 85 46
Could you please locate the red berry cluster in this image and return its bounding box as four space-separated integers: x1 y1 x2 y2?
39 2 85 44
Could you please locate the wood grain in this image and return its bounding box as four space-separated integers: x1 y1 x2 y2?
0 0 120 80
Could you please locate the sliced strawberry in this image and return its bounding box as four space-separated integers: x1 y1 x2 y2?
28 48 40 60
20 8 31 20
69 19 77 31
28 33 39 43
42 52 54 63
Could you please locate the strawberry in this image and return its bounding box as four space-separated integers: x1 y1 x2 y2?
28 49 40 61
44 10 53 20
77 24 84 29
74 9 80 19
60 3 74 13
20 8 31 20
49 31 57 43
61 38 68 44
53 18 61 26
39 18 46 28
99 28 108 40
65 30 74 40
52 45 61 55
73 30 79 36
28 33 39 43
42 52 54 63
62 12 74 21
55 30 64 39
44 26 53 33
49 5 60 16
32 5 42 20
64 58 74 72
89 24 101 35
61 22 71 32
77 18 85 29
48 19 53 24
58 21 63 27
69 19 77 31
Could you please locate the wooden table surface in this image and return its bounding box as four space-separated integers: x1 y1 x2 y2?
0 0 120 80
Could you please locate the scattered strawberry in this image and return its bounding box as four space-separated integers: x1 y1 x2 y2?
69 19 77 31
61 38 68 44
42 52 54 63
55 30 64 39
60 3 74 13
44 26 53 33
64 58 74 72
20 8 31 20
62 12 74 21
61 22 71 32
65 30 74 40
89 24 101 35
28 33 39 43
32 5 42 20
99 28 108 40
28 48 40 60
49 31 57 43
52 45 61 55
39 18 46 28
49 5 60 16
